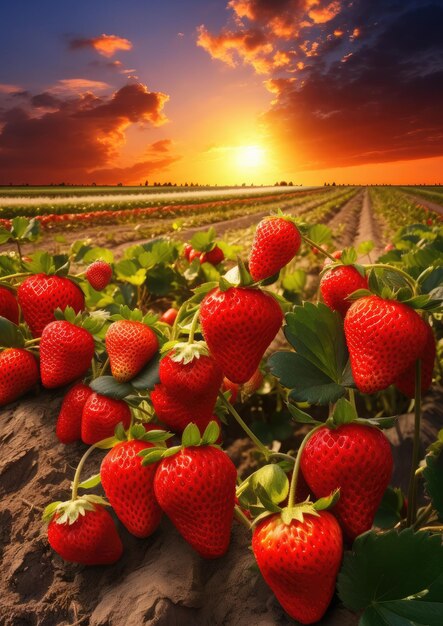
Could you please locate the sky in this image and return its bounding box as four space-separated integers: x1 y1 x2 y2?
0 0 442 186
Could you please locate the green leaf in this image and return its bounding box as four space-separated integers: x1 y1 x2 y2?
340 247 358 265
191 227 216 252
374 487 406 529
0 317 25 347
130 354 160 391
181 423 201 447
24 251 54 275
237 464 289 512
287 402 322 425
420 267 443 294
76 473 102 490
423 450 443 521
269 351 347 405
145 266 176 296
89 376 132 400
94 436 119 449
308 224 332 246
332 398 357 425
357 240 374 255
201 420 220 445
0 226 11 244
83 247 114 265
140 448 167 465
313 489 340 511
338 529 443 621
11 216 31 239
281 269 306 294
255 483 283 513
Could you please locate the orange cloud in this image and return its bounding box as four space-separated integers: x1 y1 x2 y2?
48 79 110 95
69 34 133 58
197 26 274 73
0 83 23 94
308 1 341 24
0 83 170 184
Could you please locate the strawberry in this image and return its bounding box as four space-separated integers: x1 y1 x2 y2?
40 321 95 389
0 348 39 406
320 265 368 317
249 216 301 281
188 248 200 263
200 245 225 265
154 444 237 558
0 286 19 324
105 320 159 383
151 384 221 433
160 352 223 396
344 296 428 394
223 368 263 403
47 504 123 565
301 424 393 541
55 383 93 444
200 287 283 383
252 511 342 624
394 321 436 397
159 308 178 326
85 260 112 291
101 439 163 538
183 244 193 260
17 274 85 337
81 392 131 444
322 250 342 267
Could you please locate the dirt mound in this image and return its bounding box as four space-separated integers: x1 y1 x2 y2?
1 387 441 625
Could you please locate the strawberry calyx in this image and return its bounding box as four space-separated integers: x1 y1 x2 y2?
54 306 107 337
42 494 109 526
252 490 340 527
138 420 220 465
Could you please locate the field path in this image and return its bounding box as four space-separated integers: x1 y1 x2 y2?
353 188 383 261
402 193 443 216
111 188 357 257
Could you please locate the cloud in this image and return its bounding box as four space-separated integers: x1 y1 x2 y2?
0 83 23 94
198 1 443 169
69 33 132 57
48 78 110 96
0 82 175 184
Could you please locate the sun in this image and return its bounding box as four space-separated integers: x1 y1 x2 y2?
236 145 266 168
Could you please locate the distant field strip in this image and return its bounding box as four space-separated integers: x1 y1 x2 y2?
0 186 320 210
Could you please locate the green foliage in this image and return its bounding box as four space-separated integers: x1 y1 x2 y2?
269 303 352 404
374 487 406 529
89 376 132 400
0 317 25 348
338 529 443 624
424 444 443 521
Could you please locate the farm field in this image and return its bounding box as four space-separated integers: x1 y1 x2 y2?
0 185 442 626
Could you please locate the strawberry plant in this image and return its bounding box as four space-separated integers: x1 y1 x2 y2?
1 195 442 624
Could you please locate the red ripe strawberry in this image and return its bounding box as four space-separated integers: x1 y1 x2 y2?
17 274 85 337
188 248 200 262
0 348 39 406
47 504 123 565
320 265 368 317
81 392 131 444
154 445 237 558
160 352 223 396
105 320 159 383
301 424 393 541
101 440 162 538
200 245 225 265
344 296 428 394
56 383 93 444
85 260 112 291
40 321 95 388
394 322 436 397
151 384 221 433
249 217 301 281
252 511 342 624
183 244 193 260
159 308 178 325
0 286 19 324
200 287 283 383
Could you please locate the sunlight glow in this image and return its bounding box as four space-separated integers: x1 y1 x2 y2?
236 145 266 169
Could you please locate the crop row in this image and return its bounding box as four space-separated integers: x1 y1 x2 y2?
400 186 443 207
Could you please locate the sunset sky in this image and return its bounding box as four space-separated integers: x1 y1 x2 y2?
0 0 442 186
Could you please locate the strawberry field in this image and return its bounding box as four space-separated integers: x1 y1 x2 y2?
0 185 442 626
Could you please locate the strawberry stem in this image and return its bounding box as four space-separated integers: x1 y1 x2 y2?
365 263 418 295
24 337 41 346
99 357 110 376
187 309 200 344
218 391 270 459
71 444 99 501
406 359 422 527
301 235 337 261
171 300 190 341
287 425 323 509
234 505 252 531
1 271 32 281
